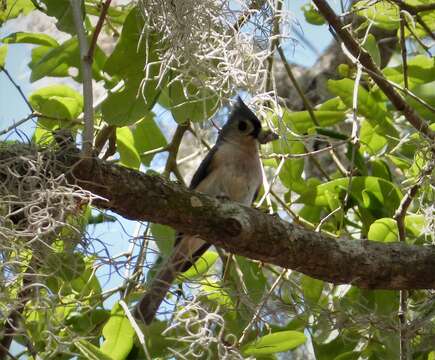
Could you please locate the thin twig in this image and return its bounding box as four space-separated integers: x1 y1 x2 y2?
399 11 409 90
163 123 189 184
262 140 348 159
86 0 112 61
276 44 318 126
69 0 94 156
0 65 33 112
237 269 288 346
0 112 81 136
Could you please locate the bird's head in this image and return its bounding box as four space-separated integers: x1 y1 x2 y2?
219 97 279 146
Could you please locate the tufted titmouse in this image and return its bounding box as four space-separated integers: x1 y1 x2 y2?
134 97 278 324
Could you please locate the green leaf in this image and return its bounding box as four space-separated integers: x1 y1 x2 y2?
230 256 267 303
362 34 381 68
2 31 59 47
30 36 106 83
369 159 391 181
202 282 232 307
356 0 400 30
150 223 175 257
160 78 219 123
298 176 402 218
29 84 83 126
116 126 141 169
281 110 346 134
301 3 325 25
272 136 305 192
368 218 398 242
104 7 146 80
44 252 86 281
301 275 324 305
360 119 388 155
0 0 34 25
104 7 162 106
71 258 102 304
405 214 426 238
242 331 306 356
429 351 435 360
383 55 435 88
101 302 135 360
66 308 110 334
40 0 83 34
0 44 7 67
134 114 167 165
178 251 218 281
102 83 148 126
328 79 398 141
76 339 114 360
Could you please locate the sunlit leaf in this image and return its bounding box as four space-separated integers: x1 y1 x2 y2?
0 44 7 66
76 339 114 360
356 0 400 30
242 331 306 356
151 223 175 257
178 251 218 281
29 85 83 127
2 31 59 47
101 302 135 360
368 218 398 242
133 113 167 165
0 0 34 25
116 126 141 169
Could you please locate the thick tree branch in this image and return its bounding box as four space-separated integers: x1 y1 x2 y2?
2 145 435 290
61 153 435 290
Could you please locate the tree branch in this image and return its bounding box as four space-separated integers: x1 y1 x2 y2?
2 145 435 290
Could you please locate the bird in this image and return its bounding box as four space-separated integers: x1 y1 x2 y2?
134 97 278 324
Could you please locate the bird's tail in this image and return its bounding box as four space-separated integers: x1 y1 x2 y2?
134 246 189 325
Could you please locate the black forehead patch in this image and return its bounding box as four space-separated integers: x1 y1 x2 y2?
230 97 262 136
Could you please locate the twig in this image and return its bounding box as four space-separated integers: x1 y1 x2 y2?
0 113 35 136
237 269 288 346
312 0 435 141
0 112 81 136
399 11 409 90
119 300 152 360
69 0 94 156
261 141 348 159
415 13 435 41
163 123 189 184
276 44 318 126
230 0 267 33
403 21 431 54
0 65 33 112
86 0 112 61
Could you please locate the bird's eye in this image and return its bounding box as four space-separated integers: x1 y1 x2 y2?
238 120 248 132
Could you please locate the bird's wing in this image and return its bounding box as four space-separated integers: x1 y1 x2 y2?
189 145 219 190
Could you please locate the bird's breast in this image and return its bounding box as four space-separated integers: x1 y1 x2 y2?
195 144 262 205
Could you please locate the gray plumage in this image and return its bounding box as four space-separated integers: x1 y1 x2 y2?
134 97 278 324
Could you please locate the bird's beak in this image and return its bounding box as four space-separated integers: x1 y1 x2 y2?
258 129 279 144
